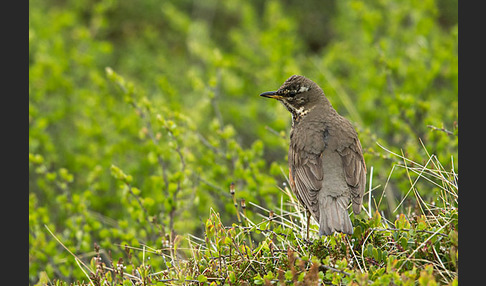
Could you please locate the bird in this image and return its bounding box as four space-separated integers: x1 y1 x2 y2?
260 75 366 237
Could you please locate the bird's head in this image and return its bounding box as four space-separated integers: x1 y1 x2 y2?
260 75 327 120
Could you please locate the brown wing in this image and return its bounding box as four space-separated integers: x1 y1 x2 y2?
288 144 323 221
337 137 366 214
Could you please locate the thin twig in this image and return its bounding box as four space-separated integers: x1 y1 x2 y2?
131 101 170 195
368 166 373 217
264 125 286 139
44 225 96 286
397 219 452 272
371 228 448 237
427 125 455 136
319 264 352 276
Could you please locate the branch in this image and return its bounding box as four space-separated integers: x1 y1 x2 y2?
130 101 170 195
427 125 456 136
372 227 448 237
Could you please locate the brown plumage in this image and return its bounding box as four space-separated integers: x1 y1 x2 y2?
260 75 366 236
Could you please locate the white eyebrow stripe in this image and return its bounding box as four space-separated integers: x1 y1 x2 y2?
298 86 309 93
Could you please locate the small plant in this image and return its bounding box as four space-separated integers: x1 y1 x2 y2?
44 144 457 285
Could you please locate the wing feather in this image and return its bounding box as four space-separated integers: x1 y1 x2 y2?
337 138 366 214
289 144 323 220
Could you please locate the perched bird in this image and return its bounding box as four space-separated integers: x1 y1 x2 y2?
260 75 366 236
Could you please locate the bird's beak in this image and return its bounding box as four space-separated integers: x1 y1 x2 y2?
259 91 283 100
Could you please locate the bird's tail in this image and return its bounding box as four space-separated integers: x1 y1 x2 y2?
318 196 353 236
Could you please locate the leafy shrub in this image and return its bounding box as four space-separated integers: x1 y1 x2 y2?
39 145 457 285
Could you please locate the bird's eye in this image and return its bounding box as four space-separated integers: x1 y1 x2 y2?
288 90 297 96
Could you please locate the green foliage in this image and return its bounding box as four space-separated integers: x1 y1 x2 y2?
29 0 457 284
41 150 457 285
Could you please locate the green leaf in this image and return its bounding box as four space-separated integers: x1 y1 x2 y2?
197 274 207 283
254 274 264 285
366 244 373 257
229 271 236 283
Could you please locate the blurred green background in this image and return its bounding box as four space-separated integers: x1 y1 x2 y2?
29 0 457 283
